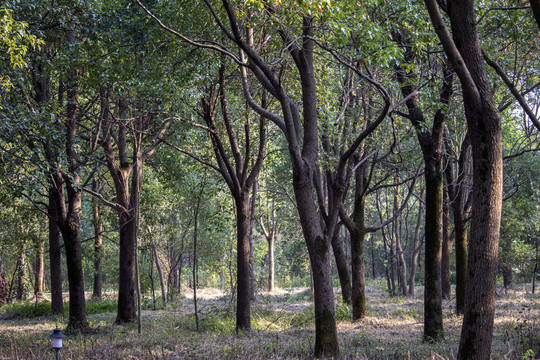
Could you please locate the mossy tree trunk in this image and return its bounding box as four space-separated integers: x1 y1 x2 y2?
424 1 504 358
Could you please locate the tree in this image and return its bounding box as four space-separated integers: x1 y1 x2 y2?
190 60 267 331
423 1 504 358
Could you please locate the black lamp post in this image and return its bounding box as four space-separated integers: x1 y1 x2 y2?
50 328 65 360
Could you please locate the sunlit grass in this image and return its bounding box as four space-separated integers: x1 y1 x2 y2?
1 283 539 359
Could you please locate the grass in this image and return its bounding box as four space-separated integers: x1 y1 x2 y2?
0 282 539 359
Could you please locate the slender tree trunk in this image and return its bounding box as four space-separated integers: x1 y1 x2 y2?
48 190 64 314
249 181 257 300
153 245 167 305
220 268 226 291
351 226 367 319
394 189 408 296
0 257 6 304
34 237 45 300
92 181 103 299
15 241 27 301
533 241 538 294
441 181 452 299
454 215 468 314
267 235 275 292
409 199 424 296
193 193 201 332
393 31 451 340
331 226 352 304
501 238 513 291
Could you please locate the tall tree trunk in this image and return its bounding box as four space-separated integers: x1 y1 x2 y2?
267 234 275 292
501 238 513 291
424 1 503 357
350 225 367 319
92 181 103 299
409 198 424 296
294 174 339 356
441 180 452 299
394 189 408 296
423 158 444 341
0 257 6 304
48 190 64 314
153 245 167 305
236 194 252 331
34 237 45 300
249 181 257 300
15 241 27 301
393 30 452 341
331 226 352 304
445 135 470 314
116 171 140 323
454 214 468 314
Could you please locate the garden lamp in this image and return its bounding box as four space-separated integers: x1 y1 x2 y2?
50 328 65 360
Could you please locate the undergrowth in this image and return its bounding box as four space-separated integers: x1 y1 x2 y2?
1 299 117 318
1 285 539 359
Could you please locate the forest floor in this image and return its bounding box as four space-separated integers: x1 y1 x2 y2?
0 281 539 359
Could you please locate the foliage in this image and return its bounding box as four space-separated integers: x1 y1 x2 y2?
0 8 42 89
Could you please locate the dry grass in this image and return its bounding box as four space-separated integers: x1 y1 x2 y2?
1 282 539 359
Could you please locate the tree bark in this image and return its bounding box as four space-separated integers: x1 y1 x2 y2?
48 190 64 314
33 237 45 300
423 1 503 357
235 194 252 331
441 180 452 300
267 234 275 292
408 199 424 296
15 241 27 301
394 189 408 296
331 226 352 304
393 32 452 339
153 245 167 305
92 181 103 299
501 237 513 291
445 134 471 314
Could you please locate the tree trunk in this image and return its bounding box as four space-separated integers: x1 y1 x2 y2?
0 257 6 304
331 226 352 304
249 182 257 300
409 198 424 296
92 182 103 299
501 238 513 291
34 237 45 300
116 185 138 323
423 1 504 357
351 226 367 319
153 245 167 305
60 197 88 331
441 181 452 300
15 241 27 301
220 268 226 291
394 189 408 296
267 235 275 292
293 169 339 356
393 30 451 340
48 190 64 314
423 160 444 341
235 194 252 331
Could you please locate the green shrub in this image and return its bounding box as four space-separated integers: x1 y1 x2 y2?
335 301 352 321
3 301 52 317
86 300 117 315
